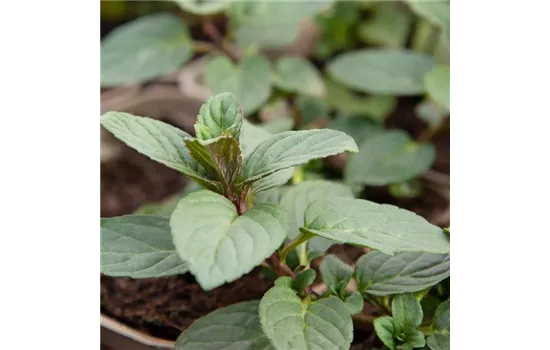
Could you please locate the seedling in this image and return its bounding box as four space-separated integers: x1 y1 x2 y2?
100 93 450 349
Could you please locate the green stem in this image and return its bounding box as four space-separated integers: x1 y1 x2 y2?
279 230 315 263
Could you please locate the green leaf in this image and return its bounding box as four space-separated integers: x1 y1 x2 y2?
274 276 294 289
392 294 423 329
259 286 353 350
432 299 450 331
204 55 272 115
252 168 296 193
194 92 243 141
230 1 330 50
170 191 289 290
425 65 450 112
101 215 188 278
327 49 435 95
175 300 275 350
174 0 231 15
301 197 450 255
345 130 435 186
184 136 242 191
294 269 317 292
135 181 204 216
344 291 364 315
324 78 397 121
405 329 427 349
374 316 398 350
242 129 358 183
355 250 450 296
101 13 192 86
273 56 326 98
358 2 413 48
426 334 450 350
327 116 384 145
100 112 219 190
388 180 422 199
240 119 273 158
320 255 354 293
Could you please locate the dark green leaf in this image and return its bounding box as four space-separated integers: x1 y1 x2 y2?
432 299 450 331
320 255 354 293
426 334 450 350
294 269 317 292
355 250 450 296
392 294 423 329
273 56 326 97
194 92 243 141
374 316 398 350
405 328 427 349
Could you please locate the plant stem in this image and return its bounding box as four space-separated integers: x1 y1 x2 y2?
202 19 240 62
279 231 315 263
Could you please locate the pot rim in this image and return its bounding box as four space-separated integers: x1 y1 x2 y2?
100 313 175 349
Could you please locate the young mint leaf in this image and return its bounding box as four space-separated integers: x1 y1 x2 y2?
374 316 399 350
273 56 326 98
175 300 275 350
174 0 231 16
344 291 364 315
194 92 243 141
184 136 242 192
425 65 450 112
259 286 353 350
100 112 220 191
101 215 188 278
293 269 316 292
327 49 435 95
274 276 294 289
358 2 413 48
355 251 450 296
252 168 296 193
320 255 354 294
170 190 289 291
301 197 450 255
101 13 192 86
345 130 435 186
242 129 358 183
204 55 271 115
431 299 450 331
426 334 450 350
392 294 423 330
404 329 427 349
324 78 397 121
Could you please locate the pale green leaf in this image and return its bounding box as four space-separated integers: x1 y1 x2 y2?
344 291 364 315
101 13 193 86
170 190 289 290
204 55 271 115
355 250 450 296
358 2 413 48
320 255 354 293
174 0 231 15
345 130 435 186
194 92 243 141
175 300 275 350
240 119 273 158
432 299 450 331
134 181 204 216
100 112 220 190
374 316 398 350
184 136 242 190
425 65 450 112
405 329 427 348
392 294 423 329
273 56 326 98
327 49 435 95
101 215 188 278
242 129 358 183
324 78 397 121
259 286 353 350
252 168 295 193
426 334 450 350
300 197 450 255
274 276 294 289
295 95 329 126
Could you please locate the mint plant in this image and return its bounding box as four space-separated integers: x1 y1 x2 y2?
100 92 450 349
